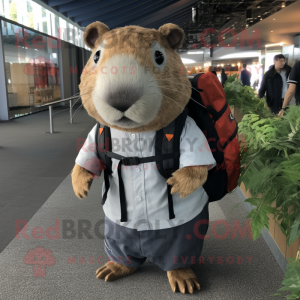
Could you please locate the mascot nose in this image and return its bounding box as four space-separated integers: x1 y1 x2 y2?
106 86 142 112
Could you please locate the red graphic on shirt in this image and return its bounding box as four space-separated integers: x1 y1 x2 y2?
24 56 59 88
83 157 105 179
23 246 56 277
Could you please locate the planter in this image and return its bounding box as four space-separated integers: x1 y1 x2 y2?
240 182 300 259
238 129 300 259
230 105 244 123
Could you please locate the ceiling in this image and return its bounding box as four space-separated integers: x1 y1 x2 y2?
36 0 297 29
180 0 298 50
37 0 197 28
37 0 298 49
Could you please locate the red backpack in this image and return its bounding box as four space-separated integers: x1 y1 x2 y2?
187 72 240 200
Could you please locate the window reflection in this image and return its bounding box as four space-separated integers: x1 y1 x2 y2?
1 20 61 119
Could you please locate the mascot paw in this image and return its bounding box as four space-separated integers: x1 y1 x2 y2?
167 267 200 294
71 163 93 199
96 261 138 282
167 166 208 198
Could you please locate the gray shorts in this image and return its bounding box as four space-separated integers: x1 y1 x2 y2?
103 201 209 271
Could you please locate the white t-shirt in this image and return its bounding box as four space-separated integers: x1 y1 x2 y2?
75 116 217 231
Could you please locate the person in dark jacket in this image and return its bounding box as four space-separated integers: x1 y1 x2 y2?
220 69 227 87
278 61 300 117
240 63 252 86
258 54 292 114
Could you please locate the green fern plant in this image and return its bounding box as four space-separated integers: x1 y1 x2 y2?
224 75 300 246
272 248 300 299
224 75 300 298
224 74 273 119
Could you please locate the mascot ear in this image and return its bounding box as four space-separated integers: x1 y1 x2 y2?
158 23 185 50
84 21 110 50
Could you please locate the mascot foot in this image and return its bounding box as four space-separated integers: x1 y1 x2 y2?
167 267 201 294
96 261 138 282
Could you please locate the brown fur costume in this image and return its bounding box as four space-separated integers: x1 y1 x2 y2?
72 21 208 294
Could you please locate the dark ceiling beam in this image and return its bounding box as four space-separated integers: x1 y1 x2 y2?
146 6 192 27
80 0 179 28
108 0 179 28
57 0 99 13
169 16 191 28
66 0 124 18
201 1 269 3
138 0 199 27
48 0 74 5
148 5 192 26
149 10 192 29
73 0 141 23
150 16 191 30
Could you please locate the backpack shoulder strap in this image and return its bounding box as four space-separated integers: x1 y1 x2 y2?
155 107 188 179
95 122 112 205
188 73 203 89
95 122 112 173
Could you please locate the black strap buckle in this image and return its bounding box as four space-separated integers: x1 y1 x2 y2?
121 157 140 166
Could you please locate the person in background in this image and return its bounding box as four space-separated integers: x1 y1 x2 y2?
258 54 292 114
240 63 252 86
252 79 259 90
211 70 217 76
221 69 227 87
278 60 300 117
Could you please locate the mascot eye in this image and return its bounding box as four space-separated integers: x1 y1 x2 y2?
154 50 164 65
94 50 101 64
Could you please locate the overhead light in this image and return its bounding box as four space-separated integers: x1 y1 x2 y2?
273 18 275 20
265 42 284 47
246 24 249 27
181 58 196 64
260 18 263 20
221 64 224 67
187 51 204 54
271 30 273 32
237 63 241 66
223 37 225 39
258 15 261 17
282 2 286 7
217 64 220 67
232 64 235 67
257 6 260 8
218 51 260 59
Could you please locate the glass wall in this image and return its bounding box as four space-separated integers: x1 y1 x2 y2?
0 0 89 50
1 19 61 118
